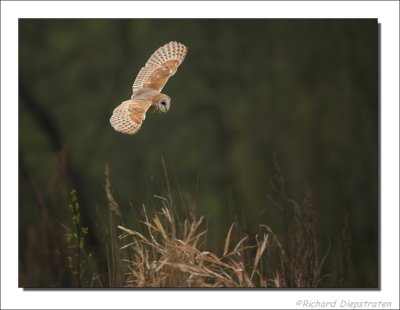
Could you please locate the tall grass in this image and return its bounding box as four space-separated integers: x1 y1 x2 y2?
101 159 330 288
117 206 269 287
21 152 348 288
261 155 330 287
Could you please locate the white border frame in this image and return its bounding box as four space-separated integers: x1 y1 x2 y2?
1 1 399 309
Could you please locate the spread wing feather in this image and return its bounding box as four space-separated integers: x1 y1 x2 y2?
132 41 187 95
110 98 152 135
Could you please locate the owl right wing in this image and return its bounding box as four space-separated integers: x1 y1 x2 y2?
110 98 152 135
132 41 187 95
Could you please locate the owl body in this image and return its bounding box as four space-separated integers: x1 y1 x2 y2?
110 41 187 135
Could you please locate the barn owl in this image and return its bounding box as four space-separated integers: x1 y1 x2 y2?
110 41 187 134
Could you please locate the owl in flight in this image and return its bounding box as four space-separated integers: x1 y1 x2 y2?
110 41 187 134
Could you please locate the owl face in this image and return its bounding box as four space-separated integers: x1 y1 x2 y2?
155 94 171 113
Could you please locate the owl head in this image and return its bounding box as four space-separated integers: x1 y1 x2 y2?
155 94 171 113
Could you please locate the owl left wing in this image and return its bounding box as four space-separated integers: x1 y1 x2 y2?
132 41 187 95
110 98 152 135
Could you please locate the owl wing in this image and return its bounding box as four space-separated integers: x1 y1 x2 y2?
110 97 152 135
132 41 187 95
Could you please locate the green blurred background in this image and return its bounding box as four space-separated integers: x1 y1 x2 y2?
19 19 378 288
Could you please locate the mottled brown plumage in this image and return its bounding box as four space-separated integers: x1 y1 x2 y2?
110 41 187 134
